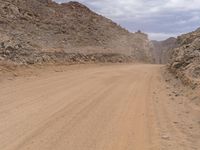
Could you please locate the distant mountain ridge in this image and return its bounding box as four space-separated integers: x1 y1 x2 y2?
151 37 177 64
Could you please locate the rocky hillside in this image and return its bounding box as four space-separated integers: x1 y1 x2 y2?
169 28 200 87
0 0 153 64
151 37 177 64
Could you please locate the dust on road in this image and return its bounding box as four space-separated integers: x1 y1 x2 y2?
0 64 199 150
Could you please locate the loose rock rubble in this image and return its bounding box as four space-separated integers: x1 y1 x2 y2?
0 0 153 65
169 28 200 87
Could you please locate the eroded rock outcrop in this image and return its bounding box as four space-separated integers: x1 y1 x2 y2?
0 0 153 64
169 28 200 87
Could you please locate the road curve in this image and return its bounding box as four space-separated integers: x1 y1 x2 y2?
0 64 194 150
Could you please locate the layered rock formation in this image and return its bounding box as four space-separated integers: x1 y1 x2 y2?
0 0 153 64
169 28 200 87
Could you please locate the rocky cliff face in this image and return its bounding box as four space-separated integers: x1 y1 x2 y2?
151 37 177 64
0 0 153 64
169 28 200 87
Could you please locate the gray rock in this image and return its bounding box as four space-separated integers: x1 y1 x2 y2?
161 135 170 140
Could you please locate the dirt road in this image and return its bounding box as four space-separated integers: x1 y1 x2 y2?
0 64 199 150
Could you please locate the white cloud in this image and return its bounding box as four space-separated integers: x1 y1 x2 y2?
82 0 200 19
148 32 180 41
164 0 200 10
54 0 200 18
54 0 200 40
177 16 200 25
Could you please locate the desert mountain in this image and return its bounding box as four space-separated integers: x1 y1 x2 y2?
169 28 200 87
151 37 177 64
0 0 153 64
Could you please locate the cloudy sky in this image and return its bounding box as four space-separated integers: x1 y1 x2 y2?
54 0 200 40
